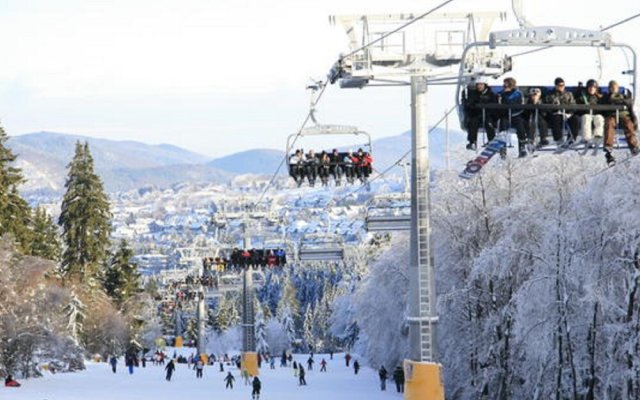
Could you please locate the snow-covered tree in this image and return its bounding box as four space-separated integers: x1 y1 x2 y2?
65 292 86 345
255 300 269 354
302 304 314 350
279 305 296 348
58 141 112 284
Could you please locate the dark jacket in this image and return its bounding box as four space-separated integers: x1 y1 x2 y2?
252 377 261 390
165 361 175 372
393 367 404 382
544 89 576 114
465 86 498 118
575 91 603 116
379 367 388 380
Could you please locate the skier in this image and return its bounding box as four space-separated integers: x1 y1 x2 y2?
329 350 334 360
298 365 307 386
109 355 118 373
293 361 298 377
378 365 388 391
252 376 262 399
345 353 352 367
393 366 405 393
307 356 314 371
224 371 235 389
320 358 327 372
165 359 176 382
353 360 360 375
242 368 251 385
195 359 204 378
125 353 135 375
219 360 224 372
269 356 276 369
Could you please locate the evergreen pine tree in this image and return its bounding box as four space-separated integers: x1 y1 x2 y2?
58 141 111 284
103 239 140 307
276 275 300 321
0 124 32 252
65 292 86 345
30 206 61 261
280 305 296 347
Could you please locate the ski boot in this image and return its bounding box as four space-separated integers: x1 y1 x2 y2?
518 142 528 158
605 149 616 167
499 146 507 160
466 142 477 151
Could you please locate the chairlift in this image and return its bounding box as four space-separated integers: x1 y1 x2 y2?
286 124 374 187
298 233 345 262
365 193 411 232
455 26 637 150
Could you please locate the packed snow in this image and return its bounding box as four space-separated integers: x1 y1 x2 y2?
5 352 399 400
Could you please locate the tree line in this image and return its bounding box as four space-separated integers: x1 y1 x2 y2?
0 125 158 378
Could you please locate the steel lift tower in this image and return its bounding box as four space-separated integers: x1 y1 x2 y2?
330 9 504 400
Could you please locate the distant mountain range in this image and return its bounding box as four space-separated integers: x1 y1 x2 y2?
9 128 466 196
9 132 231 195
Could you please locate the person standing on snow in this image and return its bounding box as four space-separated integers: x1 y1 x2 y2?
298 365 307 386
195 359 204 378
293 361 299 377
165 359 176 381
393 366 405 393
345 352 352 367
378 365 388 391
109 355 118 374
353 360 360 375
320 358 327 372
125 353 135 375
242 368 251 385
307 356 314 371
224 371 235 389
252 376 262 399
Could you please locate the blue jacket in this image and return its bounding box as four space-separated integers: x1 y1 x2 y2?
500 89 524 116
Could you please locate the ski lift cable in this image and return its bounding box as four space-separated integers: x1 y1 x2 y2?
332 104 458 205
510 11 640 59
258 0 454 206
255 81 331 205
340 0 457 61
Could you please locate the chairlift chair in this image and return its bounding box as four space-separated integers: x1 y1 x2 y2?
365 193 411 232
298 233 345 262
286 124 373 187
456 26 637 150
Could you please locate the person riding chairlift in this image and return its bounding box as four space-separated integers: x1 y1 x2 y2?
329 148 343 185
319 151 331 186
343 150 355 184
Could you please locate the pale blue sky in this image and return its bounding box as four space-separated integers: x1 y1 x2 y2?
0 0 638 157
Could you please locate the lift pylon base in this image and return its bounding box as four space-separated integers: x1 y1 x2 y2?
403 360 444 400
242 351 259 377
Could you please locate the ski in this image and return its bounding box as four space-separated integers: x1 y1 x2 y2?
459 139 507 179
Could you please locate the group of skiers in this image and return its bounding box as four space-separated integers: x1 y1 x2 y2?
202 248 288 272
377 365 405 393
289 148 373 187
463 77 639 165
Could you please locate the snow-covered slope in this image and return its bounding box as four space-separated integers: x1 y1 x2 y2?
7 352 395 400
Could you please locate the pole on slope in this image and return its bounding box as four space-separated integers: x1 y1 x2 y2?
404 74 444 400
